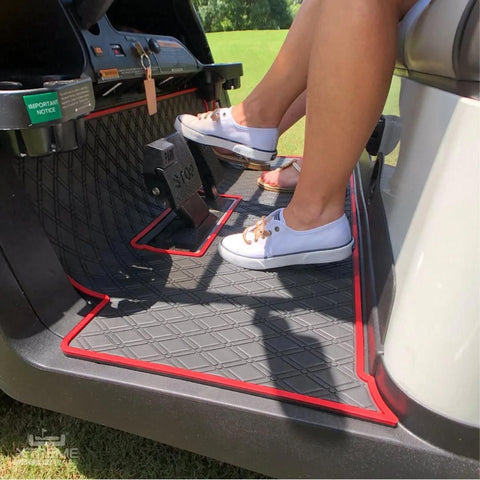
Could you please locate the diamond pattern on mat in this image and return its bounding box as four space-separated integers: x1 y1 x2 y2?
14 93 375 411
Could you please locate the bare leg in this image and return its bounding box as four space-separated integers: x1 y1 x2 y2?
231 0 321 128
258 91 306 189
283 0 417 230
278 90 306 135
214 89 306 160
259 0 416 195
236 0 416 228
182 0 419 268
259 91 306 190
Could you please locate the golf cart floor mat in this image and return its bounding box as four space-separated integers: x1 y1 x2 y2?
13 90 397 426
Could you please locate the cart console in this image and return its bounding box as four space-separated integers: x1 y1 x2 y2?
0 0 242 156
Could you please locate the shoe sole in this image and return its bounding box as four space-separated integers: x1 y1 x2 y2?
218 239 355 270
175 118 277 163
212 148 272 171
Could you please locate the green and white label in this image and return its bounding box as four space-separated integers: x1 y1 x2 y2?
23 92 62 125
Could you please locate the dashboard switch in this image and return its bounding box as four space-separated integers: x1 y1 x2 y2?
148 38 160 54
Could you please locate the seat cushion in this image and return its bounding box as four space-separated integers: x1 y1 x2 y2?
397 0 479 82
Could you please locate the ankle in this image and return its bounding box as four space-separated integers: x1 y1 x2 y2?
283 202 345 231
231 101 279 128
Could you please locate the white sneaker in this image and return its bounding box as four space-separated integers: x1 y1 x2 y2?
218 209 354 270
174 107 278 163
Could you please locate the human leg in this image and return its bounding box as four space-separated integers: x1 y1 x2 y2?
284 0 416 230
277 91 307 135
230 0 322 128
174 0 320 161
255 90 306 191
219 0 418 269
259 0 419 194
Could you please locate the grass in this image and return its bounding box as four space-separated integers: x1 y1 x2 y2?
208 30 304 156
0 392 263 479
0 30 402 479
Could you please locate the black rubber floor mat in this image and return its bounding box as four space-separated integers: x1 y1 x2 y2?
14 90 397 425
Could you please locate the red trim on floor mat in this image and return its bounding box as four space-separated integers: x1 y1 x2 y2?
61 176 398 426
130 193 242 257
85 88 199 120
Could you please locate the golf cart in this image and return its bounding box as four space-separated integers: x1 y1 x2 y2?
0 0 478 477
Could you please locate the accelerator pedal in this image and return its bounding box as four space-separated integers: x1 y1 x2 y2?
138 132 240 256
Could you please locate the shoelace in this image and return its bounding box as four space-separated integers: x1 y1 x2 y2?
242 217 271 245
197 109 223 121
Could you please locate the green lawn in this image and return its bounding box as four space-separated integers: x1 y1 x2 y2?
0 393 263 478
0 29 402 479
0 391 268 479
208 30 304 156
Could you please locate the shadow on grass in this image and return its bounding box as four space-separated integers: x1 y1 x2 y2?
0 391 266 479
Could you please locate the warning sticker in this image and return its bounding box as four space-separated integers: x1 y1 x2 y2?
23 92 62 125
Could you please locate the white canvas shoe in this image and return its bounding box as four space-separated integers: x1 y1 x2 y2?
218 209 354 270
174 107 278 163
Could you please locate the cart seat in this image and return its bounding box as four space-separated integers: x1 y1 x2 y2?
396 0 479 95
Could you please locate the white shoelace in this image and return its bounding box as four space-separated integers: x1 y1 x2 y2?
197 109 224 121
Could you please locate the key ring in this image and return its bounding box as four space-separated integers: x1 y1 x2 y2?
140 53 151 71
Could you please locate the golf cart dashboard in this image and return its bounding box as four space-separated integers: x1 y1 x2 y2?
81 14 201 95
0 0 242 156
0 0 242 107
77 0 242 105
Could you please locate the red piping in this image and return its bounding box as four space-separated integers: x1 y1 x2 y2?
65 276 111 343
85 88 198 120
130 193 242 257
62 174 398 426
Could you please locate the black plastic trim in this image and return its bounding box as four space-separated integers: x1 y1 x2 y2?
453 0 479 81
355 157 396 373
1 313 478 478
0 0 87 88
74 0 115 30
173 0 215 65
0 157 86 337
394 68 480 100
377 359 480 461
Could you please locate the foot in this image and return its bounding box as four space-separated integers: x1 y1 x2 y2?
218 208 354 270
174 107 279 163
257 158 302 192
